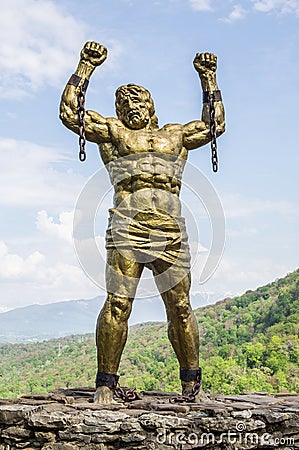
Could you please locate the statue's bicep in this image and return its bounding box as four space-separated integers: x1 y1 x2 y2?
183 121 210 150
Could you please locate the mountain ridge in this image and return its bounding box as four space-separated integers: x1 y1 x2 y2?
0 292 222 343
0 297 104 342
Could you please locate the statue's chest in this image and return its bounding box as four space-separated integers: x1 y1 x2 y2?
116 130 181 156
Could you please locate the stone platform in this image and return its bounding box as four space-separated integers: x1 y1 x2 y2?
0 389 298 449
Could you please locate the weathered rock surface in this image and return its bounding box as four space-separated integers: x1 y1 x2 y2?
0 389 298 449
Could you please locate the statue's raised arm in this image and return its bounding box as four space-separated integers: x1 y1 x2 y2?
182 52 225 152
59 42 111 144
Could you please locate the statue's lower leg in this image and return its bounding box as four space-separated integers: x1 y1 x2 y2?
180 368 211 402
94 372 119 404
162 280 210 402
94 293 132 404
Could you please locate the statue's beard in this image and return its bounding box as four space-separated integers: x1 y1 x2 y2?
122 110 149 129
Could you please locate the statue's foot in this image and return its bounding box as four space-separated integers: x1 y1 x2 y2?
181 381 212 403
93 386 117 404
194 385 212 403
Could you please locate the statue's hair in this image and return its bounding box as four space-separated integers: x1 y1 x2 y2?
115 84 156 119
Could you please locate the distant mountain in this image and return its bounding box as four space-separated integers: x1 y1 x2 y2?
0 292 222 343
0 297 104 343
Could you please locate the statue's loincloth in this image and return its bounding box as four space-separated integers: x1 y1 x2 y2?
105 208 191 271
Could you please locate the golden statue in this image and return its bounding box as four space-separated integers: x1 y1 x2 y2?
60 42 225 404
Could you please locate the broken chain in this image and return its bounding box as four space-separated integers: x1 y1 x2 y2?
114 384 141 402
169 381 202 403
77 85 87 162
209 93 218 173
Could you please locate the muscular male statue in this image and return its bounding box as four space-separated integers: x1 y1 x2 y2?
60 41 225 404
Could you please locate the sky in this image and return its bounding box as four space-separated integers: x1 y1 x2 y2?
0 0 298 320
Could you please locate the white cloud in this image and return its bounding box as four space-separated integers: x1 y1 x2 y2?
0 204 106 309
0 237 101 308
226 227 259 237
0 240 45 280
189 0 213 11
188 0 299 16
36 210 74 244
0 135 111 308
252 0 299 14
202 253 296 297
0 0 89 98
222 192 299 218
0 0 124 98
221 4 248 22
0 138 84 210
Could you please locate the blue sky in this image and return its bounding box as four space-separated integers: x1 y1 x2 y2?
0 0 298 319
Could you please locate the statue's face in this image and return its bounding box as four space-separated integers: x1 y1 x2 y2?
115 87 153 130
115 84 155 130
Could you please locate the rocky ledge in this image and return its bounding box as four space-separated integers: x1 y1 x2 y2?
0 389 298 449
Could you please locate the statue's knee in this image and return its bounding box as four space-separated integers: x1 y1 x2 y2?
169 294 191 323
108 294 132 320
177 302 191 323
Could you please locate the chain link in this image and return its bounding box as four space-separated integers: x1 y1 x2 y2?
169 381 202 403
77 86 87 162
209 93 218 173
114 384 141 402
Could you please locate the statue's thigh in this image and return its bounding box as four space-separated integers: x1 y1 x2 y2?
151 258 191 299
106 248 144 297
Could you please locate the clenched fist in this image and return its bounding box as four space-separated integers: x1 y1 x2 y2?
193 52 219 91
193 52 217 76
80 41 108 67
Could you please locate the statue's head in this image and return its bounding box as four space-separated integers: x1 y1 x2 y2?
115 84 158 129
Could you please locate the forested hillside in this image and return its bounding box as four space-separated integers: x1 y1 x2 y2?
1 269 298 398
